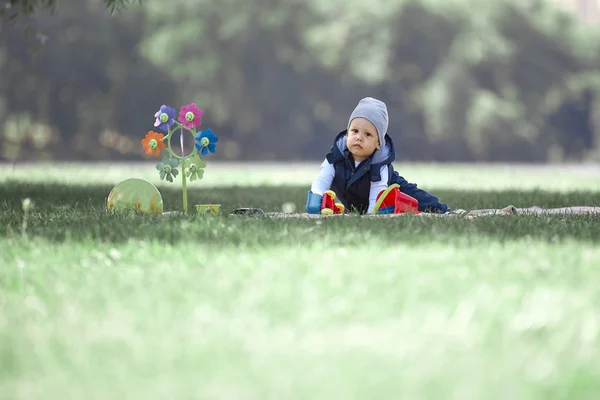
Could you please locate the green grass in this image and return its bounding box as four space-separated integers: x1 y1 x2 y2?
3 161 600 192
2 162 600 399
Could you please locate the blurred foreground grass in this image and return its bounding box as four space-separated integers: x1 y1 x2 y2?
1 162 600 399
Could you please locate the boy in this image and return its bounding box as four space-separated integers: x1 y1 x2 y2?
306 97 450 215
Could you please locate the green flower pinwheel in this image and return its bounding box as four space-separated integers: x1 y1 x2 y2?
156 157 179 182
184 154 206 182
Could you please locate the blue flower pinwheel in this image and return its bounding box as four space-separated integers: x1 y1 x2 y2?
195 129 219 156
154 105 176 132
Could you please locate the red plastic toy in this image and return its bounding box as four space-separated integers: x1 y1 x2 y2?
321 190 345 215
373 184 420 214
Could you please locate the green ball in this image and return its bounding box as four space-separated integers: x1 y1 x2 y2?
107 178 164 216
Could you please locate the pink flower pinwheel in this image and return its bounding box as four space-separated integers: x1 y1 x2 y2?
178 103 203 130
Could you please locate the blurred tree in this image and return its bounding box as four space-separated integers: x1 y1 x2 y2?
393 0 600 161
0 0 178 161
139 0 365 160
0 0 141 19
2 0 600 162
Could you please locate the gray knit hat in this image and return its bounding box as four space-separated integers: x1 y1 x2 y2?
347 97 389 146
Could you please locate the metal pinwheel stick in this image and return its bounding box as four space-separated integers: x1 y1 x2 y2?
141 103 219 214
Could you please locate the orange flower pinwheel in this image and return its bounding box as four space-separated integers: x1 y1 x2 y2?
142 131 165 157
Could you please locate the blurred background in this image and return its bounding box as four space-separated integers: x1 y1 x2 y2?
1 0 600 163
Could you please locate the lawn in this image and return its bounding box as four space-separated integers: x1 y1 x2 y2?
1 162 600 399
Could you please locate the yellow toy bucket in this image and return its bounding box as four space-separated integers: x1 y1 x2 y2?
195 204 221 215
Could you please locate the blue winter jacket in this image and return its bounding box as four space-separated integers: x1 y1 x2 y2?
324 130 449 214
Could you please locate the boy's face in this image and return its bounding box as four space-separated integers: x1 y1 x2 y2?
346 117 380 162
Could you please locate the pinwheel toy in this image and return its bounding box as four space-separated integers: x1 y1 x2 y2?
140 103 219 214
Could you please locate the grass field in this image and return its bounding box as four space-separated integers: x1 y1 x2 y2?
2 162 600 399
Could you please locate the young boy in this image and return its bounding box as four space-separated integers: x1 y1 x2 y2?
306 97 450 215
